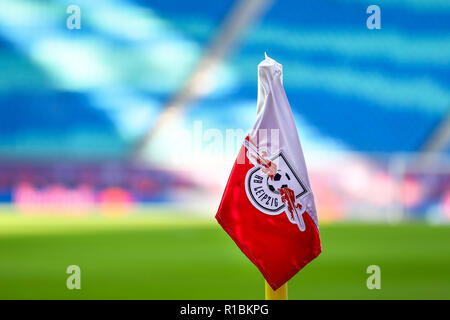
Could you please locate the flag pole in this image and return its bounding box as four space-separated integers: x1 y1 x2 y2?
265 281 288 300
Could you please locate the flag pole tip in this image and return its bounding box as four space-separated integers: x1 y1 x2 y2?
264 51 268 59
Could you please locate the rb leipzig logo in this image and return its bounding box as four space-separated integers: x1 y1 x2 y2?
244 138 309 231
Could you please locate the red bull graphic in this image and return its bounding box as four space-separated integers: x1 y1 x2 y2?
279 187 306 232
244 137 277 179
244 138 309 232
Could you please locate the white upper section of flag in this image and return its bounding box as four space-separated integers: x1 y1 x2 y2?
249 54 319 228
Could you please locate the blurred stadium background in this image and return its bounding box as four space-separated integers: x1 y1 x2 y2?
0 0 449 299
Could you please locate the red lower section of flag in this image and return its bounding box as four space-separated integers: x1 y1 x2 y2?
216 145 322 290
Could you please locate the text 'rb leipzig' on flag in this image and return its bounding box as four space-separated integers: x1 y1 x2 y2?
216 53 322 292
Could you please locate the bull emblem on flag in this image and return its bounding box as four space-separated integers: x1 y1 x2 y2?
279 188 306 232
244 137 308 232
243 138 277 179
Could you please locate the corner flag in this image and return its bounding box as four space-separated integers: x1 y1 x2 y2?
216 54 322 291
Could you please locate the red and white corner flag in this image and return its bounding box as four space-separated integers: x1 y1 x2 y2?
216 54 321 290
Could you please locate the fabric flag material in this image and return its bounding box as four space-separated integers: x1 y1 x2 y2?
216 54 322 290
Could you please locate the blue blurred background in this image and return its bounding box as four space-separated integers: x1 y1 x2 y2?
0 0 449 221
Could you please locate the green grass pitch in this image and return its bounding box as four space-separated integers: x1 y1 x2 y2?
0 211 449 299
